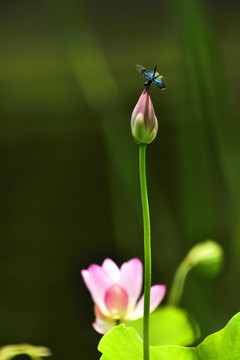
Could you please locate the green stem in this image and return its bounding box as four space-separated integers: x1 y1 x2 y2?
167 260 190 306
139 144 151 360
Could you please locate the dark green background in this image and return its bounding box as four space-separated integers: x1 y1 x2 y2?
0 1 240 359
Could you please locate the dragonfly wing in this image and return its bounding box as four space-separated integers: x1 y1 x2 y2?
135 64 146 73
153 75 166 90
135 64 152 81
142 69 153 81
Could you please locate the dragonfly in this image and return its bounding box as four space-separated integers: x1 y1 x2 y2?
135 64 166 90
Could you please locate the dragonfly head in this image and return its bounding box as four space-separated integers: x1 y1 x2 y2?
144 80 152 89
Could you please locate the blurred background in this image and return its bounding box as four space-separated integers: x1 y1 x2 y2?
0 0 240 359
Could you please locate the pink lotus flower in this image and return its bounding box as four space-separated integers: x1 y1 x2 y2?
81 258 166 334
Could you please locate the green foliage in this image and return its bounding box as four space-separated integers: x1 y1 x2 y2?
127 306 200 346
99 312 240 360
0 345 51 360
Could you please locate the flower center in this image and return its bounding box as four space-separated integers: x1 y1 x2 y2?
104 284 129 319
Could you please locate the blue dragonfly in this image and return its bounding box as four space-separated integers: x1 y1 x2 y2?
135 64 166 90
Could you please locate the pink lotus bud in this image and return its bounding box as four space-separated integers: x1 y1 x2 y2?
131 88 158 144
105 284 129 318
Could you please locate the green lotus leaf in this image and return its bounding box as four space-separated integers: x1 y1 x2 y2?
127 306 200 346
99 312 240 360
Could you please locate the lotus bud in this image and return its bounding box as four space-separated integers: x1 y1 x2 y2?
131 88 158 144
186 240 224 277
